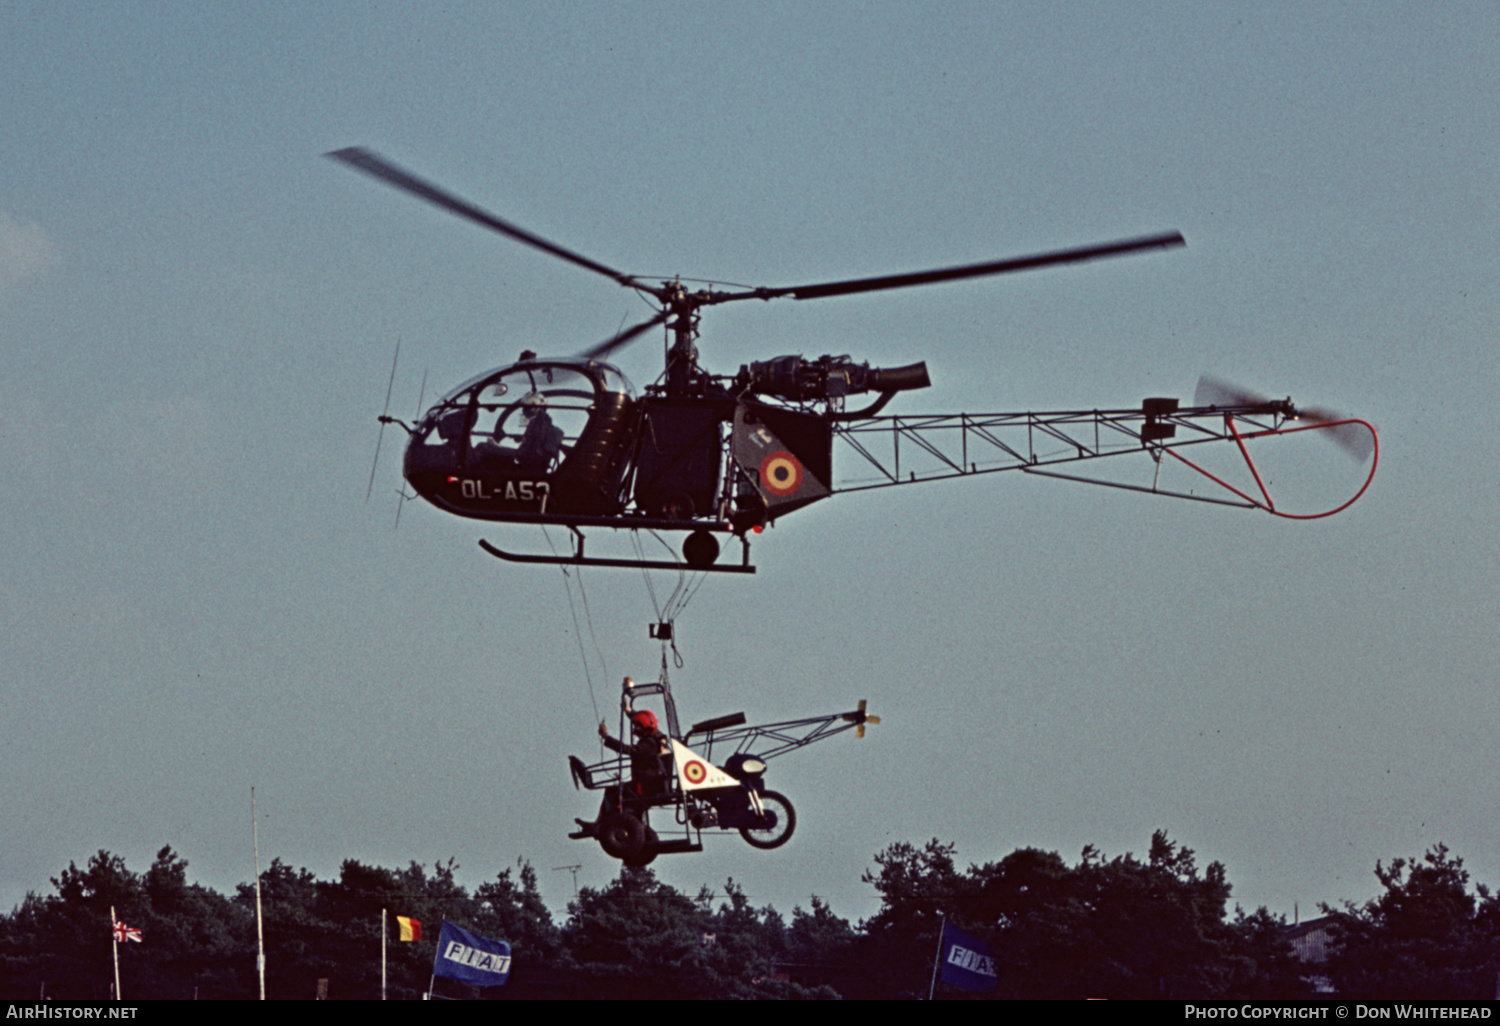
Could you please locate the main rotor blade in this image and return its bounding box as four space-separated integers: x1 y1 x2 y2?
327 147 635 287
762 231 1185 301
577 311 669 361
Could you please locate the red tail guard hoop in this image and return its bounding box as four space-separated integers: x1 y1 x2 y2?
1159 417 1379 520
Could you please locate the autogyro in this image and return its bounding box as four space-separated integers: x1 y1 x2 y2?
332 148 1377 573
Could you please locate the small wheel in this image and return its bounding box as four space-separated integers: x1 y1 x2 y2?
739 790 796 850
599 811 646 860
623 827 659 868
683 530 720 569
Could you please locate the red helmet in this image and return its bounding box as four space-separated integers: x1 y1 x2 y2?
631 710 658 732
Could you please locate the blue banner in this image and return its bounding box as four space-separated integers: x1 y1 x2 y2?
939 922 997 991
432 919 512 987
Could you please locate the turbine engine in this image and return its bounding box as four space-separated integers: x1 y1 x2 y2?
736 355 930 402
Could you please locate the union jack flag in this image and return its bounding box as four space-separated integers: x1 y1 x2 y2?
112 920 141 944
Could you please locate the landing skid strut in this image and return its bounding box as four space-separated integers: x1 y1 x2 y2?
479 530 757 574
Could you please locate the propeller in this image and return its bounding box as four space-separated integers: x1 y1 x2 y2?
842 700 881 739
1195 375 1373 462
393 364 426 530
367 339 400 504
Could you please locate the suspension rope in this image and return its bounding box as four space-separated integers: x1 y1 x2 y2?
636 530 705 668
543 526 603 724
632 531 664 622
574 565 611 719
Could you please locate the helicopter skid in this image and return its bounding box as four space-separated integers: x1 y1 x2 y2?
479 535 757 574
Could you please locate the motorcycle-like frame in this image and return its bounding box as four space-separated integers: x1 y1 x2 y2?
569 676 876 861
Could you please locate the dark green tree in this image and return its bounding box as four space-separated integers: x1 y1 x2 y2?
785 896 858 966
235 856 515 999
234 857 375 999
473 860 561 964
1322 844 1500 999
134 846 253 999
36 850 148 999
200 852 565 999
859 838 975 997
235 857 323 998
1227 905 1318 999
563 867 713 995
562 868 822 998
859 832 1310 1000
0 848 252 1000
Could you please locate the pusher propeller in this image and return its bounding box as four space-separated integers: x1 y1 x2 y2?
842 700 882 739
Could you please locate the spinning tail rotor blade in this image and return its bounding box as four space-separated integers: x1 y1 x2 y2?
1194 374 1268 409
763 231 1185 302
327 147 636 287
1298 404 1376 463
1196 375 1373 462
577 311 669 361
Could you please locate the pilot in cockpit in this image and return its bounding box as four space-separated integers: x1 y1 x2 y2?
467 390 565 474
512 392 565 472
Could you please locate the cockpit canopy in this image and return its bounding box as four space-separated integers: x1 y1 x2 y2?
402 357 640 521
409 357 634 476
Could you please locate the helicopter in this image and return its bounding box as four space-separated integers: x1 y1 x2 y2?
332 148 1378 573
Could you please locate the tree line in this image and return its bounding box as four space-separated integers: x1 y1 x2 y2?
2 833 1495 999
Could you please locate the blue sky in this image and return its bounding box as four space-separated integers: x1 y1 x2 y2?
2 1 1497 926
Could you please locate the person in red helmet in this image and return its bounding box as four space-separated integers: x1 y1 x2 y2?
599 706 671 797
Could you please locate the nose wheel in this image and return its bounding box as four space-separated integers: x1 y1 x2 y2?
739 791 796 850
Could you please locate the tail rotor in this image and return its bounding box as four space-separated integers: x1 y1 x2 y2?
1196 374 1373 462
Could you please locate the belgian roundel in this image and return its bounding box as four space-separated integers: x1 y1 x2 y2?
759 451 804 497
683 760 708 785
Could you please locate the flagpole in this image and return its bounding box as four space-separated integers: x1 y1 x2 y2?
252 786 266 1000
111 905 121 1000
927 911 946 1001
381 908 388 1001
